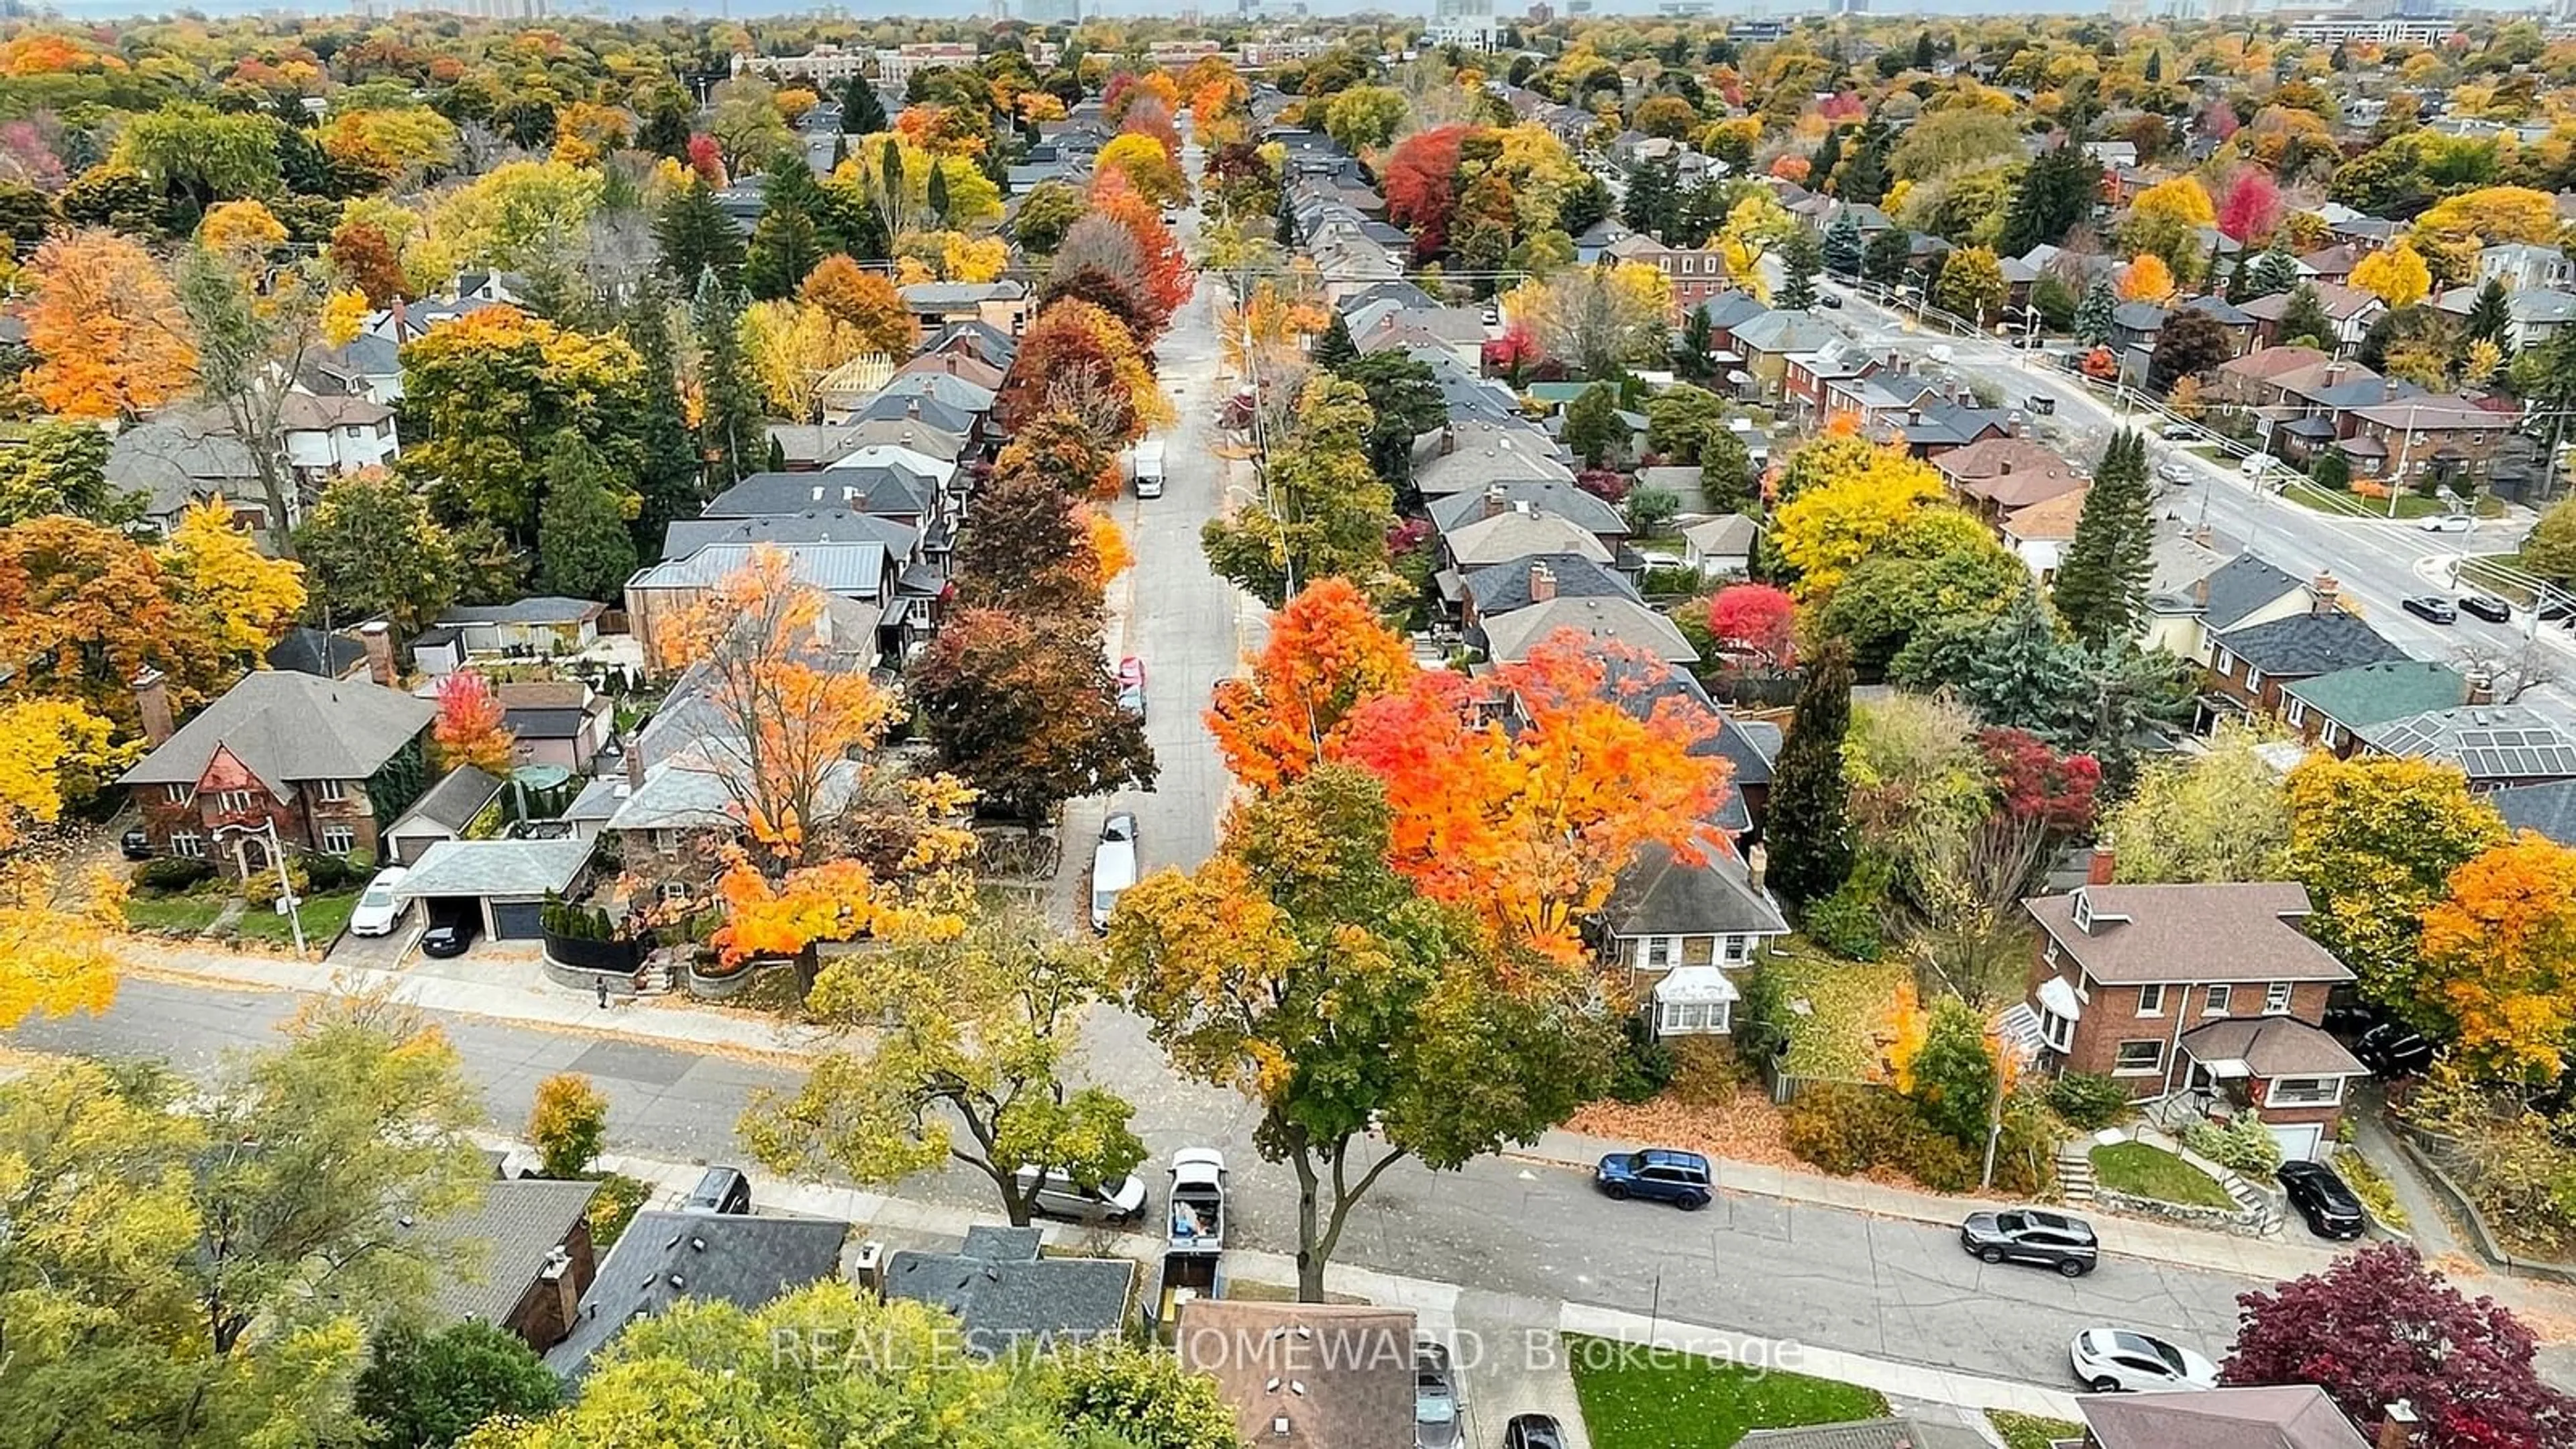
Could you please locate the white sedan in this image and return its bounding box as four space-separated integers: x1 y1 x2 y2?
2070 1329 2219 1394
347 866 410 938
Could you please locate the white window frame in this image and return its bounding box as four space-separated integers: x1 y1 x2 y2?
2264 981 2294 1015
2205 983 2235 1015
1640 935 1676 969
2112 1039 2165 1077
2245 665 2266 694
651 828 678 851
2044 937 2061 966
2212 645 2236 676
169 832 205 859
2285 698 2307 728
1656 999 1732 1036
2321 720 2343 749
659 881 692 904
2268 1075 2343 1108
215 789 258 814
316 778 347 803
320 826 357 855
162 783 191 804
2041 1008 2076 1053
1721 933 1755 966
2138 983 2167 1017
2072 893 2094 932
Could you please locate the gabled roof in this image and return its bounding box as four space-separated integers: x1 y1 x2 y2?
1175 1299 1417 1449
544 1211 849 1381
702 469 934 520
2198 553 2309 631
661 510 920 564
2493 777 2576 845
390 764 505 835
881 1226 1134 1359
1428 480 1628 538
123 672 435 793
265 626 370 678
1460 553 1638 614
1732 311 1839 355
1445 510 1614 569
2213 610 2406 678
1412 431 1576 496
2279 659 2467 729
2078 1385 2372 1449
438 596 605 627
2180 1016 2368 1078
1681 514 1760 555
396 837 592 900
2022 882 2351 985
398 1177 600 1329
1480 596 1696 663
1601 834 1789 940
2003 488 2090 543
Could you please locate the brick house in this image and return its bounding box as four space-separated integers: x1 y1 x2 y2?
2202 585 2407 724
1605 231 1734 315
1933 437 2087 526
120 647 437 875
400 1177 601 1351
2014 871 2367 1160
2341 396 2519 490
2277 659 2469 757
1596 831 1790 1038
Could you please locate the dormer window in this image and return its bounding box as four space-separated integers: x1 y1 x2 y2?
2072 890 2093 933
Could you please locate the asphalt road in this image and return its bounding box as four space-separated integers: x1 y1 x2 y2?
1818 279 2576 727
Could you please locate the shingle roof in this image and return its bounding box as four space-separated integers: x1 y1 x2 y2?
390 765 504 835
2022 883 2352 985
881 1227 1133 1358
1736 1417 1992 1449
437 596 606 627
396 837 593 900
1682 514 1760 555
661 511 921 563
2198 553 2307 630
398 1177 600 1328
1428 480 1629 538
2355 704 2576 782
1175 1299 1418 1449
2078 1385 2373 1449
2492 778 2576 845
2214 610 2406 678
122 672 436 792
1602 835 1789 938
1445 510 1614 569
2180 1016 2368 1078
1461 553 1638 614
545 1211 849 1381
265 626 370 678
2279 659 2467 729
1481 596 1696 663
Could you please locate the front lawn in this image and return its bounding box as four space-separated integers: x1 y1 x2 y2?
1566 1334 1888 1448
1762 947 1911 1081
2090 1141 2235 1208
1988 1411 2085 1449
2279 480 2502 522
121 893 227 936
235 889 359 948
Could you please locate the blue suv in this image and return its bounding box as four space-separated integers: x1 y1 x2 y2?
1594 1148 1713 1210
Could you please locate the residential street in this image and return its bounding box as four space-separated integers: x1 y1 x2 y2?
1820 279 2576 723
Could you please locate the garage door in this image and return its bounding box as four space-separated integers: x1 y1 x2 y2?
2266 1122 2324 1163
489 900 545 940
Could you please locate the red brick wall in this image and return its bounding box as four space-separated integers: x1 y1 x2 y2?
2030 934 2337 1097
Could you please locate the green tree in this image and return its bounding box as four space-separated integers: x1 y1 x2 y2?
0 420 124 525
2286 755 2507 1025
2072 275 2117 345
525 1071 609 1181
356 1322 559 1449
1816 508 2031 676
692 268 763 490
1322 84 1409 154
745 909 1148 1228
652 176 743 291
2051 429 2155 647
1202 372 1397 606
1768 643 1858 908
1998 141 2101 258
1563 380 1625 468
841 74 888 134
1864 225 1913 284
2103 724 2293 883
1311 309 1358 371
2276 282 2337 350
2247 247 2299 299
1907 996 2000 1146
1778 227 1823 309
1053 1341 1247 1449
1703 429 1756 513
295 470 462 635
2523 493 2576 582
637 90 692 157
536 438 639 602
1336 349 1446 482
741 204 824 301
1932 244 2006 321
1822 209 1865 277
1109 765 1613 1299
1012 178 1087 257
906 607 1158 830
619 279 707 549
1646 384 1731 466
2463 276 2513 350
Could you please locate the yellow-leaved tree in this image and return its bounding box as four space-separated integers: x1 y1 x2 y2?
1771 435 1947 598
0 698 130 851
2349 239 2432 309
0 863 123 1030
738 299 868 423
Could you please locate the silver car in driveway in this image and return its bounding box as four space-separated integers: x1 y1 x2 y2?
1414 1340 1462 1448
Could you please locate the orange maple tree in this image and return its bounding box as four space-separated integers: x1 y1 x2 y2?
1209 578 1417 794
432 670 516 775
2418 832 2576 1083
997 298 1154 439
23 227 197 419
1331 633 1730 960
799 256 919 358
1086 172 1193 337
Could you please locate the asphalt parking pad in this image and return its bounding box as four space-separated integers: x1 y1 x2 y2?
568 1038 695 1087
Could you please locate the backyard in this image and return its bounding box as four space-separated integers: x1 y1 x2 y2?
2090 1140 2235 1209
1564 1335 1889 1448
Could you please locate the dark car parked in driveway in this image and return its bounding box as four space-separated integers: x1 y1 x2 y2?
1961 1208 2098 1276
119 827 154 860
2357 1020 2436 1077
1594 1148 1713 1210
2277 1160 2366 1240
420 918 480 958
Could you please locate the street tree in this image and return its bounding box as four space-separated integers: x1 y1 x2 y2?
1109 765 1614 1300
1209 577 1416 795
2224 1244 2574 1449
2420 834 2576 1083
907 606 1157 831
1863 225 1913 285
1931 244 2006 321
525 1072 609 1180
1201 372 1397 606
1333 349 1446 482
1778 227 1823 309
1766 642 1858 908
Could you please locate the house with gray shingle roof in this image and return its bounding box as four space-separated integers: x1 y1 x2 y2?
395 835 594 942
545 1210 850 1382
1479 594 1696 664
396 1176 600 1350
1599 830 1790 1040
2208 604 2408 721
1737 1417 1991 1449
382 763 506 866
882 1225 1134 1359
122 668 438 875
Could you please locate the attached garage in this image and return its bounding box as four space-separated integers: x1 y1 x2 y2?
2265 1122 2325 1164
397 837 595 943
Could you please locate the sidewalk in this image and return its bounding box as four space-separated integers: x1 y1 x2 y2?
119 938 820 1059
510 1130 2080 1423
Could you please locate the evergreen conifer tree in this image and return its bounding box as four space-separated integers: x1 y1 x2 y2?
655 177 744 290
623 279 705 548
1312 311 1358 372
1822 210 1864 277
2247 248 2299 299
743 207 823 301
1766 643 1858 909
539 439 639 602
2277 282 2336 350
842 75 888 133
1863 225 1912 284
1778 229 1822 309
2072 276 2117 345
2052 429 2155 647
692 270 763 490
2463 276 2513 351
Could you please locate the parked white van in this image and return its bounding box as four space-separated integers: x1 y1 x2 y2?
1091 812 1138 933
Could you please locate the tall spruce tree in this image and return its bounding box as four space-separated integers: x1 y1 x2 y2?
1839 121 1891 207
625 279 706 548
1679 304 1715 376
2145 48 2163 83
1766 643 1857 910
841 75 888 133
1312 310 1358 372
2052 429 2155 647
743 207 824 300
2463 276 2512 350
1809 127 1844 191
692 269 763 491
2247 248 2299 299
655 177 743 290
1998 141 2100 258
2072 275 2117 345
1778 229 1823 309
1822 209 1864 278
538 438 639 602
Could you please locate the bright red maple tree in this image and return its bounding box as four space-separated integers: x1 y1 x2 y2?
1707 584 1797 669
1978 727 2100 837
2216 168 2284 244
1383 123 1469 258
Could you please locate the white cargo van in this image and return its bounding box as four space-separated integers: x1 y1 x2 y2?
1131 439 1167 498
1090 812 1139 932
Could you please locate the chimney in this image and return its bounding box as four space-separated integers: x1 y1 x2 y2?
2466 671 2495 706
625 739 647 791
1529 561 1557 602
1997 458 2015 476
133 668 174 748
2312 573 2341 615
359 621 396 688
1747 842 1768 894
1441 424 1459 457
2378 1402 2420 1449
532 1246 580 1350
2325 362 2347 386
1484 484 1509 519
2086 841 2116 886
905 396 922 420
2191 576 2212 606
